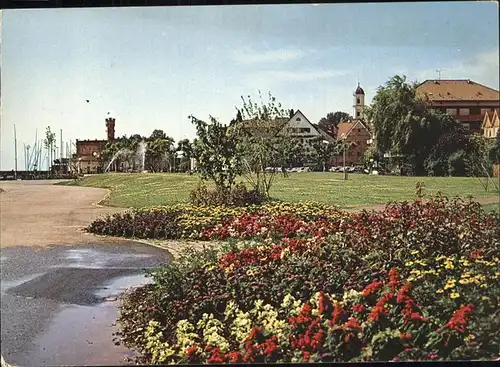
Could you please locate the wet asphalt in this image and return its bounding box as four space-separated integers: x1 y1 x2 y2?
1 242 171 366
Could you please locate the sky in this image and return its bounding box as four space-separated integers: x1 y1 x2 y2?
1 2 499 171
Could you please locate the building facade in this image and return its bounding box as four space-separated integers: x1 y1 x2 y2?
482 109 499 138
330 84 372 166
334 119 372 166
416 79 500 134
75 117 116 174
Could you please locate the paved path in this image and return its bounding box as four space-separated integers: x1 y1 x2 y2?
0 180 126 248
0 180 171 366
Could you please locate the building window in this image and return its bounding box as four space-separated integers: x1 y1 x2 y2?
459 108 470 116
357 128 361 133
470 107 480 115
357 98 360 104
446 108 456 115
300 128 311 133
481 108 494 115
462 123 470 131
296 117 301 121
356 111 360 117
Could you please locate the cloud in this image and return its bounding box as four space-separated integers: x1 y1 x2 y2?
242 68 350 92
261 69 349 82
416 49 500 88
231 47 308 65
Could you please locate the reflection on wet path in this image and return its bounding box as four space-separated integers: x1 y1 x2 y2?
1 243 170 366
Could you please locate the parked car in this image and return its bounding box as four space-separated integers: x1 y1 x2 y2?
297 167 311 173
329 166 340 172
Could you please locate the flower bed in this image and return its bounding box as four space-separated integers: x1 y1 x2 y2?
111 197 499 363
86 202 347 240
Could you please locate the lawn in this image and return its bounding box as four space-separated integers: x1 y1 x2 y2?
63 172 500 209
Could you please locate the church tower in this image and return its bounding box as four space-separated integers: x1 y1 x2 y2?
353 82 365 120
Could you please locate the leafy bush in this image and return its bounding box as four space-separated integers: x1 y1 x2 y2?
189 182 266 207
114 197 500 363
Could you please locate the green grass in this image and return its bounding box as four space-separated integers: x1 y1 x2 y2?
482 202 500 214
61 172 500 209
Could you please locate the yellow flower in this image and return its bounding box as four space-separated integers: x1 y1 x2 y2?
407 276 415 282
444 262 455 270
405 261 414 266
450 292 460 299
410 269 421 276
436 289 444 294
481 296 489 301
444 279 456 290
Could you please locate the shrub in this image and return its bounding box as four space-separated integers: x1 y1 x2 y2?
189 182 266 207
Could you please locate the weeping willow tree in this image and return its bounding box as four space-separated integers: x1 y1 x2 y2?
367 75 472 176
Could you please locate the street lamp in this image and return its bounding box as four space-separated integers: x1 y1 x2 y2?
341 139 350 180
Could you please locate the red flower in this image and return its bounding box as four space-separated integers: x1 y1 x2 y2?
400 332 413 340
352 304 366 314
301 303 313 317
184 345 198 359
262 336 279 357
442 304 474 333
389 268 400 289
397 283 412 304
302 351 311 361
471 249 483 259
344 317 362 330
248 327 261 341
410 312 427 323
329 302 347 326
207 348 224 364
427 353 439 360
363 281 384 297
368 304 387 322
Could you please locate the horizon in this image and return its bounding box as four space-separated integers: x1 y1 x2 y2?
1 2 499 171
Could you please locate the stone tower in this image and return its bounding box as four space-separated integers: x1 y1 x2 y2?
105 117 115 141
353 82 365 120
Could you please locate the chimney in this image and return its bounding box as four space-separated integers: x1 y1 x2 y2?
105 118 115 141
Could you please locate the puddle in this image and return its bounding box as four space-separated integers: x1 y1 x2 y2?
1 273 46 293
63 248 153 269
14 272 151 366
18 302 136 366
95 273 153 299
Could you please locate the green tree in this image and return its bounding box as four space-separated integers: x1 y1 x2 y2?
150 129 167 140
367 75 470 176
176 138 194 172
311 137 339 171
231 91 295 198
145 136 174 172
189 114 240 191
318 111 351 137
43 126 56 171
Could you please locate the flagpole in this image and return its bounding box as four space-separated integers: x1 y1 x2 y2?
14 125 18 180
